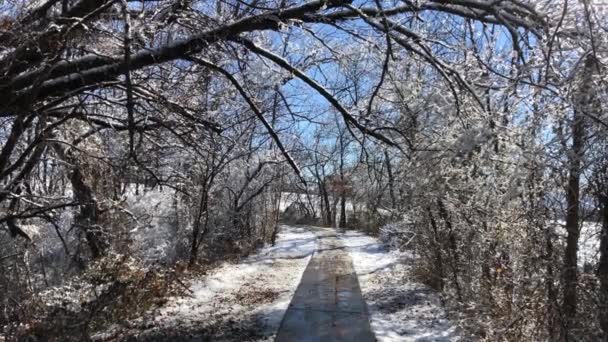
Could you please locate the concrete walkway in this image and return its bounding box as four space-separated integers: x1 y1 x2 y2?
274 229 375 342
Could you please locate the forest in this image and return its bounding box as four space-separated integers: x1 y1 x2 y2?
0 0 607 341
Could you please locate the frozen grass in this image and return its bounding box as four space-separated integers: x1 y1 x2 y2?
339 230 461 342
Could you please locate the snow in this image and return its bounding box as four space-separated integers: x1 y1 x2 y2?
339 230 461 342
106 224 460 341
119 225 316 341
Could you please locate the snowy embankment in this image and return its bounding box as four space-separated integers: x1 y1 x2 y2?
108 225 316 341
340 230 460 342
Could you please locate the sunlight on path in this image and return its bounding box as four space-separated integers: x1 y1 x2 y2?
275 228 375 342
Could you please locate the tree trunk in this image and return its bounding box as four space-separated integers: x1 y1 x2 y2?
189 181 209 267
52 142 106 259
562 128 582 326
320 183 332 227
331 195 339 228
598 193 608 337
427 207 444 291
339 194 347 228
385 150 396 209
437 199 462 301
71 166 105 259
561 56 597 334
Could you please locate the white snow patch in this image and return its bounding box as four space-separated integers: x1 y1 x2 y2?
340 230 460 342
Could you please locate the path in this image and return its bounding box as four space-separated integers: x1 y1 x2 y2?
275 229 375 342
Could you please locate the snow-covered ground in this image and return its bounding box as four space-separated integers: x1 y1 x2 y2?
103 225 316 341
101 225 459 341
340 230 460 342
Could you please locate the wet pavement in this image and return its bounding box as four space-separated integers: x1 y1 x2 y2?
274 228 375 342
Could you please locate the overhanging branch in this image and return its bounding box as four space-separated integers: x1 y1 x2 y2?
234 36 403 151
187 57 306 185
